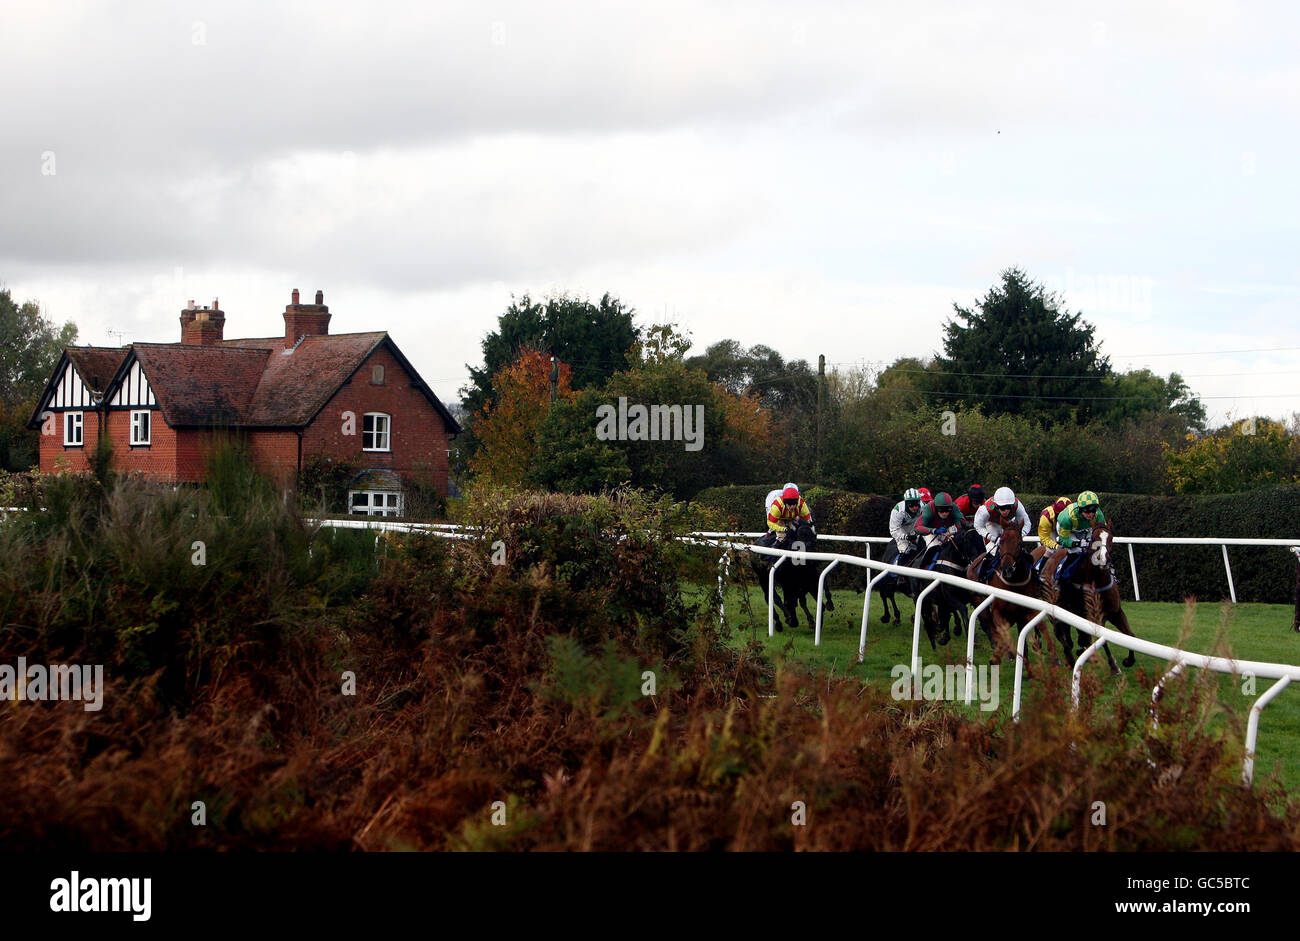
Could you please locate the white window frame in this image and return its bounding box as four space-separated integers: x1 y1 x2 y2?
64 411 84 446
348 490 403 517
130 409 151 446
362 412 391 452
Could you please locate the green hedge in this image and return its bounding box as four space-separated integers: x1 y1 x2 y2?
693 484 1300 604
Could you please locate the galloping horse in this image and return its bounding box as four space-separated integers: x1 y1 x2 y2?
1052 519 1137 672
877 539 921 625
967 525 1055 663
752 519 833 631
920 527 986 646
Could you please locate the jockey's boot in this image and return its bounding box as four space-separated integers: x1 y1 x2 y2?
1040 547 1068 589
966 551 987 582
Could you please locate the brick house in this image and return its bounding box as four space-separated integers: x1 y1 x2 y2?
28 290 461 516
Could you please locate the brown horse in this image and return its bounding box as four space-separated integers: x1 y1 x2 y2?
1051 519 1137 672
967 525 1055 663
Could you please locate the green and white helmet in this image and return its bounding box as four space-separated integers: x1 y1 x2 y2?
902 488 922 502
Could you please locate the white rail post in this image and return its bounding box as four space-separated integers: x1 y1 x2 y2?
1221 544 1237 604
1010 612 1047 721
1127 542 1140 601
1072 634 1108 711
911 580 940 677
965 595 996 705
858 571 890 662
767 555 787 637
814 558 840 646
1149 660 1185 730
716 549 730 626
1243 676 1292 786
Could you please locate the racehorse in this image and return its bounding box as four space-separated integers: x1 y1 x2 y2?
1051 519 1137 672
922 526 986 644
967 525 1056 663
879 534 939 625
751 519 833 631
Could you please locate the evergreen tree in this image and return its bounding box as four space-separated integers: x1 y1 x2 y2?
931 268 1111 426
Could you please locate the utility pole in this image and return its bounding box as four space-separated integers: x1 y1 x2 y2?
549 356 558 406
817 353 825 478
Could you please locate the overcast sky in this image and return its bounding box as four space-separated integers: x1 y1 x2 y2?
3 1 1298 427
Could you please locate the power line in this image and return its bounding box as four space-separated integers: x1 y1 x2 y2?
1112 345 1300 358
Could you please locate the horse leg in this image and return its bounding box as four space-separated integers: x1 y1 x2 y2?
1052 619 1075 665
879 583 893 623
1104 592 1137 668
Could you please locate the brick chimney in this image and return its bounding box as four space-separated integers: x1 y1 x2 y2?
283 288 331 348
180 298 226 346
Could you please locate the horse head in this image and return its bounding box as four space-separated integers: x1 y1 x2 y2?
998 525 1024 580
785 518 817 551
1085 519 1113 578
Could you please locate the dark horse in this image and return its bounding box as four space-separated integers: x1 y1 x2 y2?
1050 520 1137 672
877 538 925 625
922 526 987 646
752 519 834 631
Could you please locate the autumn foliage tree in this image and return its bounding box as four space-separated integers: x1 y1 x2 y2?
468 350 574 486
1164 417 1300 494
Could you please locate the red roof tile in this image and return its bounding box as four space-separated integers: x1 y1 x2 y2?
65 347 127 394
97 331 459 433
244 333 387 426
131 345 270 426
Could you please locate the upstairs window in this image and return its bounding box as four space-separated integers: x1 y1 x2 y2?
64 411 84 447
363 413 390 451
130 409 151 446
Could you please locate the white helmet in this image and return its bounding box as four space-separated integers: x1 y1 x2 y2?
902 487 922 502
993 486 1016 508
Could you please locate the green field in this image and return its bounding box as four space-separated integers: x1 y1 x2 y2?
690 578 1300 790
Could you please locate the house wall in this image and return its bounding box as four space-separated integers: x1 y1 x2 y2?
39 409 104 475
103 409 178 478
300 345 452 494
245 430 300 486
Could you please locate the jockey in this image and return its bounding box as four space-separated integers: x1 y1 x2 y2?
1056 490 1106 549
763 482 799 523
918 487 933 508
916 490 967 537
1036 496 1074 551
888 487 925 564
972 486 1032 549
763 484 812 546
913 491 966 568
954 483 986 517
1041 491 1107 587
